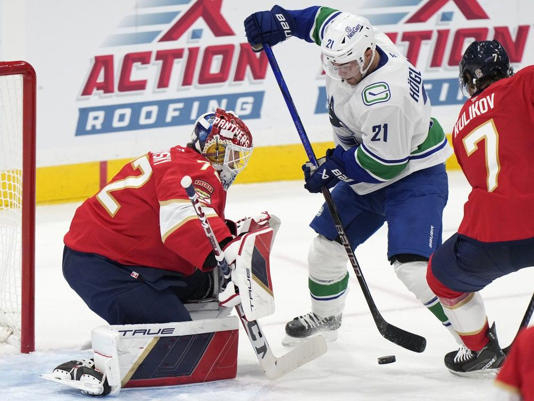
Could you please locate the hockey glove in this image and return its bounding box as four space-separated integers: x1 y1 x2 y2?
218 282 240 308
235 211 281 237
244 5 295 51
218 213 281 310
225 219 238 236
303 146 355 193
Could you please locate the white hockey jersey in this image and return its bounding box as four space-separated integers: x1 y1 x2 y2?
322 18 452 194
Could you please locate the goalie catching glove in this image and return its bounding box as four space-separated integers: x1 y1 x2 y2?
218 212 280 320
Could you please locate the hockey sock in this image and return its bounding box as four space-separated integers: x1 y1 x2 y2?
425 297 462 344
394 261 456 337
426 297 453 325
427 269 490 351
309 272 349 317
308 235 349 317
459 320 490 351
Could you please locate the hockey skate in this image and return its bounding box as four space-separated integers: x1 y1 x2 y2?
444 323 505 376
42 358 111 396
282 312 341 346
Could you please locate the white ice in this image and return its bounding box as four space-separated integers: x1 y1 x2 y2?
1 171 532 401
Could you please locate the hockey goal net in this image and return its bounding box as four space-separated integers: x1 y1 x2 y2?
0 61 36 353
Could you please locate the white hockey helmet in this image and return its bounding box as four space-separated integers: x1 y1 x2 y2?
190 108 253 190
321 14 376 79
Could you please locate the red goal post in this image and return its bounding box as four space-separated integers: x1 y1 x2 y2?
0 61 36 353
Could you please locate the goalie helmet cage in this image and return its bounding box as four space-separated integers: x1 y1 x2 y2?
0 61 36 353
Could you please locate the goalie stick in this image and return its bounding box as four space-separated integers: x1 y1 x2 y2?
263 44 426 353
180 175 327 379
503 292 534 354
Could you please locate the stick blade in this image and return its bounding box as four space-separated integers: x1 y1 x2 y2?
264 335 327 379
378 321 427 353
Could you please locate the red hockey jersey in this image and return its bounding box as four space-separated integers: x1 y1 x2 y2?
64 146 232 275
451 66 534 242
494 327 534 401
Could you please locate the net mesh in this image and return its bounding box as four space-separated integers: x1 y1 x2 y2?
0 73 23 345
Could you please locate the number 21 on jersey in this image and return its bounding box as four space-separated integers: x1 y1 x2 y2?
462 119 500 192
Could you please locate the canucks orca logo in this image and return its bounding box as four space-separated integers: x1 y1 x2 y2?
328 96 359 147
328 97 344 128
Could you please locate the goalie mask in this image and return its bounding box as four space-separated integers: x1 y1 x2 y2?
191 109 253 190
321 14 376 82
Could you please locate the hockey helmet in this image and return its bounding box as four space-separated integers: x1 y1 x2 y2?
459 40 513 96
321 13 376 80
191 109 253 190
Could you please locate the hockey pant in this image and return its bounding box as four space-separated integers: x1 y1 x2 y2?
427 233 534 350
62 246 215 325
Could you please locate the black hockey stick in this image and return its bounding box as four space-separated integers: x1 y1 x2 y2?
180 175 327 379
503 292 534 354
263 44 426 353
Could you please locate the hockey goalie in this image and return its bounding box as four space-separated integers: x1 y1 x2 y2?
42 110 282 396
43 212 280 396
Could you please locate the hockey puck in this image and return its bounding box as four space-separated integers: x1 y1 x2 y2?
377 355 396 364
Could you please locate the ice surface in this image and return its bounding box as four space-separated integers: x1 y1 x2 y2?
1 172 532 400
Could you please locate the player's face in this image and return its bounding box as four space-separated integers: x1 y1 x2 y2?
460 72 477 97
328 48 376 86
331 60 362 85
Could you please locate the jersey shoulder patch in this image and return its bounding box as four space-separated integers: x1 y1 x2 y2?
361 81 391 106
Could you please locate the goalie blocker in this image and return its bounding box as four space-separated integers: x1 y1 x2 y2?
220 213 279 321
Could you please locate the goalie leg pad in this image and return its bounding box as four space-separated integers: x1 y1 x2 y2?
44 318 239 396
233 227 275 320
96 317 239 389
92 326 122 395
